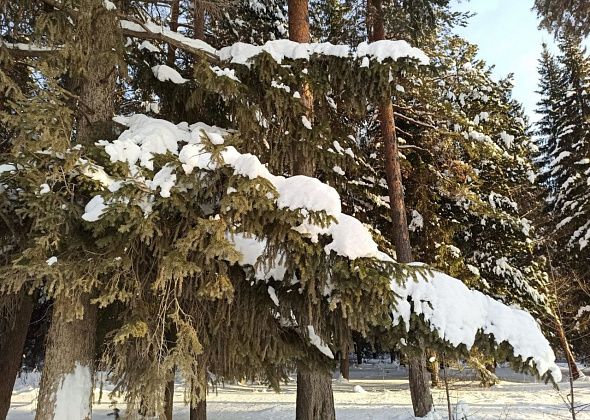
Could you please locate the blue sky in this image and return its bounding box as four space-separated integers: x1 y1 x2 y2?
451 0 556 121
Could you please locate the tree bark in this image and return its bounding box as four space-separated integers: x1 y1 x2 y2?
288 0 310 43
286 0 336 418
0 291 34 420
194 0 205 41
408 354 434 417
368 0 433 416
163 371 175 420
296 365 336 420
167 0 180 65
35 294 98 420
35 2 118 418
190 361 208 420
340 347 350 380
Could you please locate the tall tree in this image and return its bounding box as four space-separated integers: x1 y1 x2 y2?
367 0 433 415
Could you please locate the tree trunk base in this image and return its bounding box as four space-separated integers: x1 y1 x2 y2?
408 354 433 417
296 366 335 420
35 294 97 420
0 291 34 419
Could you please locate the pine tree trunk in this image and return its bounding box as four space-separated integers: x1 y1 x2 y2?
193 0 205 40
35 294 98 420
35 3 118 419
189 361 207 420
340 346 350 380
167 0 180 65
296 365 336 420
368 0 433 415
408 353 434 417
0 291 34 419
555 318 580 380
163 374 175 420
287 0 336 417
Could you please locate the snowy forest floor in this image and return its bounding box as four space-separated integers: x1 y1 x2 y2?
8 361 590 419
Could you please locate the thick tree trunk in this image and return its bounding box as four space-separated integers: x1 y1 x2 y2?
163 373 175 420
555 318 580 380
194 0 205 41
35 294 98 420
408 354 434 417
0 291 34 419
190 361 208 420
288 0 310 43
368 0 433 416
296 365 336 420
287 0 336 417
35 2 117 419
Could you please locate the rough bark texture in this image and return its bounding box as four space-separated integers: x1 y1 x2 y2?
288 0 310 43
286 0 336 418
163 374 175 420
408 354 434 417
167 0 180 65
340 347 350 380
555 318 581 380
369 0 433 415
377 99 413 262
0 291 34 419
296 365 336 420
35 3 117 419
35 294 98 420
193 0 205 41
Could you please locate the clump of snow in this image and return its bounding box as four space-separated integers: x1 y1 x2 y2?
46 256 57 266
392 269 562 382
151 65 187 84
356 40 430 65
499 131 514 149
268 286 279 306
53 362 92 420
211 66 240 81
301 115 312 130
39 183 50 194
82 195 107 222
139 40 159 52
103 0 116 10
307 325 333 358
408 210 424 232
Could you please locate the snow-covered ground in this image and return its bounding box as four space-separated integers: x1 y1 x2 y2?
8 362 590 419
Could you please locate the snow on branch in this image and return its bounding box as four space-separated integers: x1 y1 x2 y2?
392 268 562 382
119 19 429 67
79 115 560 382
0 41 54 57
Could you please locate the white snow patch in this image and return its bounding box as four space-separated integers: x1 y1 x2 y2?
307 325 333 359
46 256 57 266
39 184 50 194
151 65 187 84
53 362 92 420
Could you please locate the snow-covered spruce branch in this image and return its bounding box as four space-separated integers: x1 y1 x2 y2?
0 41 55 58
119 18 430 67
79 114 562 383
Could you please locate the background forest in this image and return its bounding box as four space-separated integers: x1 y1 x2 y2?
0 0 589 419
